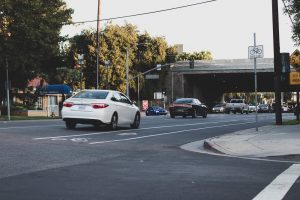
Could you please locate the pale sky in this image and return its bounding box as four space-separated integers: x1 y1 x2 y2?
61 0 297 59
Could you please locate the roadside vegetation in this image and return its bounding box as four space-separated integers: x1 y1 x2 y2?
282 119 300 125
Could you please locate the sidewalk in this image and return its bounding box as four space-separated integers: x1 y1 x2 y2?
203 124 300 158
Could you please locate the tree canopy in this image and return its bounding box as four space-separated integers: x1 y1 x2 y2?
0 0 73 101
283 0 300 45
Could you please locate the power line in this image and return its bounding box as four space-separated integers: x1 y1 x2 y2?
64 0 217 25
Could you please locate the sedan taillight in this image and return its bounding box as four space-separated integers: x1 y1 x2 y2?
91 103 109 109
63 102 74 107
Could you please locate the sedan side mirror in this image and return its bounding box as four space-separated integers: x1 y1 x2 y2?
111 97 117 101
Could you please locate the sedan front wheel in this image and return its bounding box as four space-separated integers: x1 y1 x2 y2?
130 113 140 129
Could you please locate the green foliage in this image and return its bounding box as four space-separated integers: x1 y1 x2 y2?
176 51 212 61
66 23 213 100
68 24 172 96
283 0 300 45
0 0 73 102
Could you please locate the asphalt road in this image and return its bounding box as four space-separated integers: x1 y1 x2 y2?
0 113 299 200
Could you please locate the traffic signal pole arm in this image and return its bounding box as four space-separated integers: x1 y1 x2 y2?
130 63 174 81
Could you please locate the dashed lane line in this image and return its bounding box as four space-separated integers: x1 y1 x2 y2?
253 164 300 200
33 119 245 140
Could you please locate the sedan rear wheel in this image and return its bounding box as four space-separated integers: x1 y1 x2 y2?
130 113 140 129
109 113 118 130
202 110 208 118
192 109 197 118
66 121 76 129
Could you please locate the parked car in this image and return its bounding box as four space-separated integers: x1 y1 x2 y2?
225 99 249 114
248 104 257 113
257 104 271 113
282 104 289 112
212 103 226 113
169 98 208 118
61 90 140 130
145 106 167 116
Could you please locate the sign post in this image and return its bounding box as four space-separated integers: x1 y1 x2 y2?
248 33 263 132
78 54 84 90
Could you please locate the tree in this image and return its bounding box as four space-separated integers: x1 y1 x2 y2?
0 0 73 103
176 51 213 61
66 23 213 101
283 0 300 45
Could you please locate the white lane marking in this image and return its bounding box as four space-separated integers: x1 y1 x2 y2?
118 133 137 136
89 122 254 145
70 138 90 143
0 125 63 130
51 138 68 141
253 164 300 200
33 119 244 140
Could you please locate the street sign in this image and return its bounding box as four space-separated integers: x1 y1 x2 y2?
156 64 161 71
142 100 148 111
248 45 264 59
290 72 300 85
145 74 159 79
78 54 84 65
290 49 300 70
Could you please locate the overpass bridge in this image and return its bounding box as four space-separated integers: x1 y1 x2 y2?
164 58 277 105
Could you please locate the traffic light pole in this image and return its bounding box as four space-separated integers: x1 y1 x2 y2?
6 57 10 121
272 0 282 125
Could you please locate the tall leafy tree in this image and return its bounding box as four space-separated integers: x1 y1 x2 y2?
0 0 73 102
283 0 300 44
67 23 213 100
177 51 212 61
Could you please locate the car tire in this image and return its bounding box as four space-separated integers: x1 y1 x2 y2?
66 121 76 129
109 113 118 130
192 110 197 118
202 111 207 118
170 114 175 118
130 112 140 129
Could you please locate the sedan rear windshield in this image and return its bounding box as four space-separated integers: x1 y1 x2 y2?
72 91 109 99
174 99 193 104
215 104 225 107
230 100 243 103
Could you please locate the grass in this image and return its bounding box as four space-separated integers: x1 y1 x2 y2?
282 119 300 125
0 115 61 121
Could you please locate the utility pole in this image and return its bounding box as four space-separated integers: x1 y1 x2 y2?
126 47 129 97
78 54 84 90
253 33 258 132
96 0 101 89
272 0 282 125
6 57 10 121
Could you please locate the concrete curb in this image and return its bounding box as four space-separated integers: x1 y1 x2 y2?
203 140 225 154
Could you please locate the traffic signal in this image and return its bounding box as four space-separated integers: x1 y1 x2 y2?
162 88 166 95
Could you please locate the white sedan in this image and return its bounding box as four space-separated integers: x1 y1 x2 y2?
62 90 140 130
